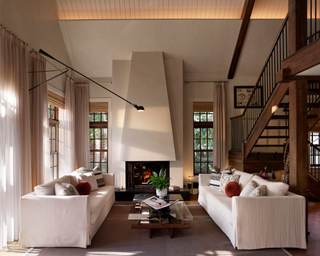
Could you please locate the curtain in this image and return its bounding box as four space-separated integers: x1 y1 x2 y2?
213 82 227 169
0 26 31 250
59 78 75 176
75 83 90 169
30 54 50 187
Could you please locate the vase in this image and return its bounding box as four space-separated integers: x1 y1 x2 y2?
156 188 167 198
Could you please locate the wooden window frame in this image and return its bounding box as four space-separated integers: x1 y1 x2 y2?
49 104 59 180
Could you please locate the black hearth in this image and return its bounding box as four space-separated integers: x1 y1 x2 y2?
126 161 169 189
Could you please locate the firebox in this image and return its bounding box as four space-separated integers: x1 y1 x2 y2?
126 161 170 189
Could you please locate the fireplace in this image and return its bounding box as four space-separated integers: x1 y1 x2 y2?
126 161 170 189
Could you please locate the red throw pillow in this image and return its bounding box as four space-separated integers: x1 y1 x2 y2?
76 181 92 195
225 182 241 197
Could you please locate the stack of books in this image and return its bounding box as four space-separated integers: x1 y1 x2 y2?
169 185 180 191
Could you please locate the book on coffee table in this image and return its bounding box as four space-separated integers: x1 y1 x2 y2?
143 196 179 210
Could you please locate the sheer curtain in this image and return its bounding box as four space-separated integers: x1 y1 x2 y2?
0 26 31 250
59 78 75 176
213 82 227 169
30 54 50 187
74 82 90 169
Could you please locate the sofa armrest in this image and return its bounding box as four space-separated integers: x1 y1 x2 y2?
232 192 307 249
20 195 90 248
199 174 211 187
103 173 114 186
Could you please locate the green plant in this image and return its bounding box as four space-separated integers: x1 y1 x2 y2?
147 169 170 190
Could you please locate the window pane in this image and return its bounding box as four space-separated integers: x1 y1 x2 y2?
208 151 213 162
52 140 55 152
201 152 207 162
200 112 207 122
48 109 51 119
194 112 200 122
194 152 200 162
194 139 200 150
208 128 213 138
102 152 107 162
50 167 54 180
201 163 207 173
194 128 200 138
90 140 94 150
208 163 213 172
101 163 107 173
90 152 93 163
95 139 101 150
54 154 57 166
94 163 101 169
95 113 101 122
54 167 58 179
208 113 213 122
89 113 94 122
201 128 207 138
90 163 94 169
102 128 107 138
201 139 207 150
90 128 94 139
52 126 55 139
50 110 54 119
50 154 53 167
208 139 213 150
102 113 108 122
102 139 107 150
95 129 101 139
49 126 52 138
194 163 200 174
94 152 100 162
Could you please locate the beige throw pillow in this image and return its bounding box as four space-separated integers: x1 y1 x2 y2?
55 183 72 196
252 175 289 196
249 185 266 197
79 173 99 191
240 180 258 197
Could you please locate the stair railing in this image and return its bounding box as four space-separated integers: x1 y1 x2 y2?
307 0 320 44
309 141 320 182
231 15 289 151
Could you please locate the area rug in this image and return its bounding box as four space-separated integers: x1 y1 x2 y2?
27 204 289 256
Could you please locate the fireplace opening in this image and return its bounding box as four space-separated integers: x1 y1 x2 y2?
126 161 170 189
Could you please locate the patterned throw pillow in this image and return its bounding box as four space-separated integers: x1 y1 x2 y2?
240 180 258 197
93 169 105 188
209 173 222 188
249 185 266 197
219 173 241 193
61 183 79 195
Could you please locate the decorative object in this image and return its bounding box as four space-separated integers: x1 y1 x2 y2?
76 181 92 195
225 182 241 197
234 86 262 108
147 169 170 198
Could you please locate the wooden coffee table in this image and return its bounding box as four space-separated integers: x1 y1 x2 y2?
128 194 193 238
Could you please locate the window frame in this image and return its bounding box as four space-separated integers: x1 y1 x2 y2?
48 104 59 180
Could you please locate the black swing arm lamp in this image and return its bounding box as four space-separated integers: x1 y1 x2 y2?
37 49 144 112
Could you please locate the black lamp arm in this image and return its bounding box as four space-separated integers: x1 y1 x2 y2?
29 69 69 92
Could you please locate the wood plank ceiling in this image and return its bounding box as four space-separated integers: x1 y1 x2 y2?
56 0 288 20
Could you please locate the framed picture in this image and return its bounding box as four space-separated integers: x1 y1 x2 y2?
234 86 262 109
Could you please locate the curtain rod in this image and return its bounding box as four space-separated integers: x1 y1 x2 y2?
0 24 28 45
185 81 229 83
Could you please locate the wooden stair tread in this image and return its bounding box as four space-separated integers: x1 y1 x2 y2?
259 135 289 139
265 126 289 129
271 115 318 119
254 144 285 147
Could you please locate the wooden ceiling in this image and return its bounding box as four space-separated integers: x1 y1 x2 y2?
56 0 288 20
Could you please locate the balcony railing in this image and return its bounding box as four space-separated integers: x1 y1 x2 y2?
231 15 289 151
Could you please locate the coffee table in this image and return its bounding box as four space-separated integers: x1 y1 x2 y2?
128 194 193 238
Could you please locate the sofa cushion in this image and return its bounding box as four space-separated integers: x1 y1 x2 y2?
76 181 92 195
249 185 266 197
34 176 71 195
222 166 232 174
69 167 90 187
225 182 241 197
93 169 105 188
252 175 289 196
55 183 72 196
79 173 99 191
89 185 114 224
61 183 79 195
219 173 240 193
233 170 254 190
240 180 258 197
209 173 221 188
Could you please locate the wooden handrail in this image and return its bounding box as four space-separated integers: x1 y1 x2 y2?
230 14 289 120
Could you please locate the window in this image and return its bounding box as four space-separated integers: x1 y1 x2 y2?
310 132 320 166
193 111 214 175
89 112 108 173
48 104 59 179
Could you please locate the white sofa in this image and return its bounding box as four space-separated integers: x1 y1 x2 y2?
198 170 307 250
19 171 115 248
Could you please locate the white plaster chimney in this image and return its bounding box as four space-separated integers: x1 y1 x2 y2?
120 52 176 161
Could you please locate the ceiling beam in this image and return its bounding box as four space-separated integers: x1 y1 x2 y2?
228 0 255 79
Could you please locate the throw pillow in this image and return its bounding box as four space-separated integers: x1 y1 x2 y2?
225 182 241 197
61 183 79 195
219 173 240 193
79 173 99 191
93 169 105 187
76 181 92 195
240 180 258 197
55 183 72 196
211 166 221 173
249 185 266 197
252 175 289 196
221 166 232 174
209 173 222 188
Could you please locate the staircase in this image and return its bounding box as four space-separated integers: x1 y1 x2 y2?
229 14 320 198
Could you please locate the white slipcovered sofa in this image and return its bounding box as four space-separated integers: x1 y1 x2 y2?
198 170 307 250
19 169 115 248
